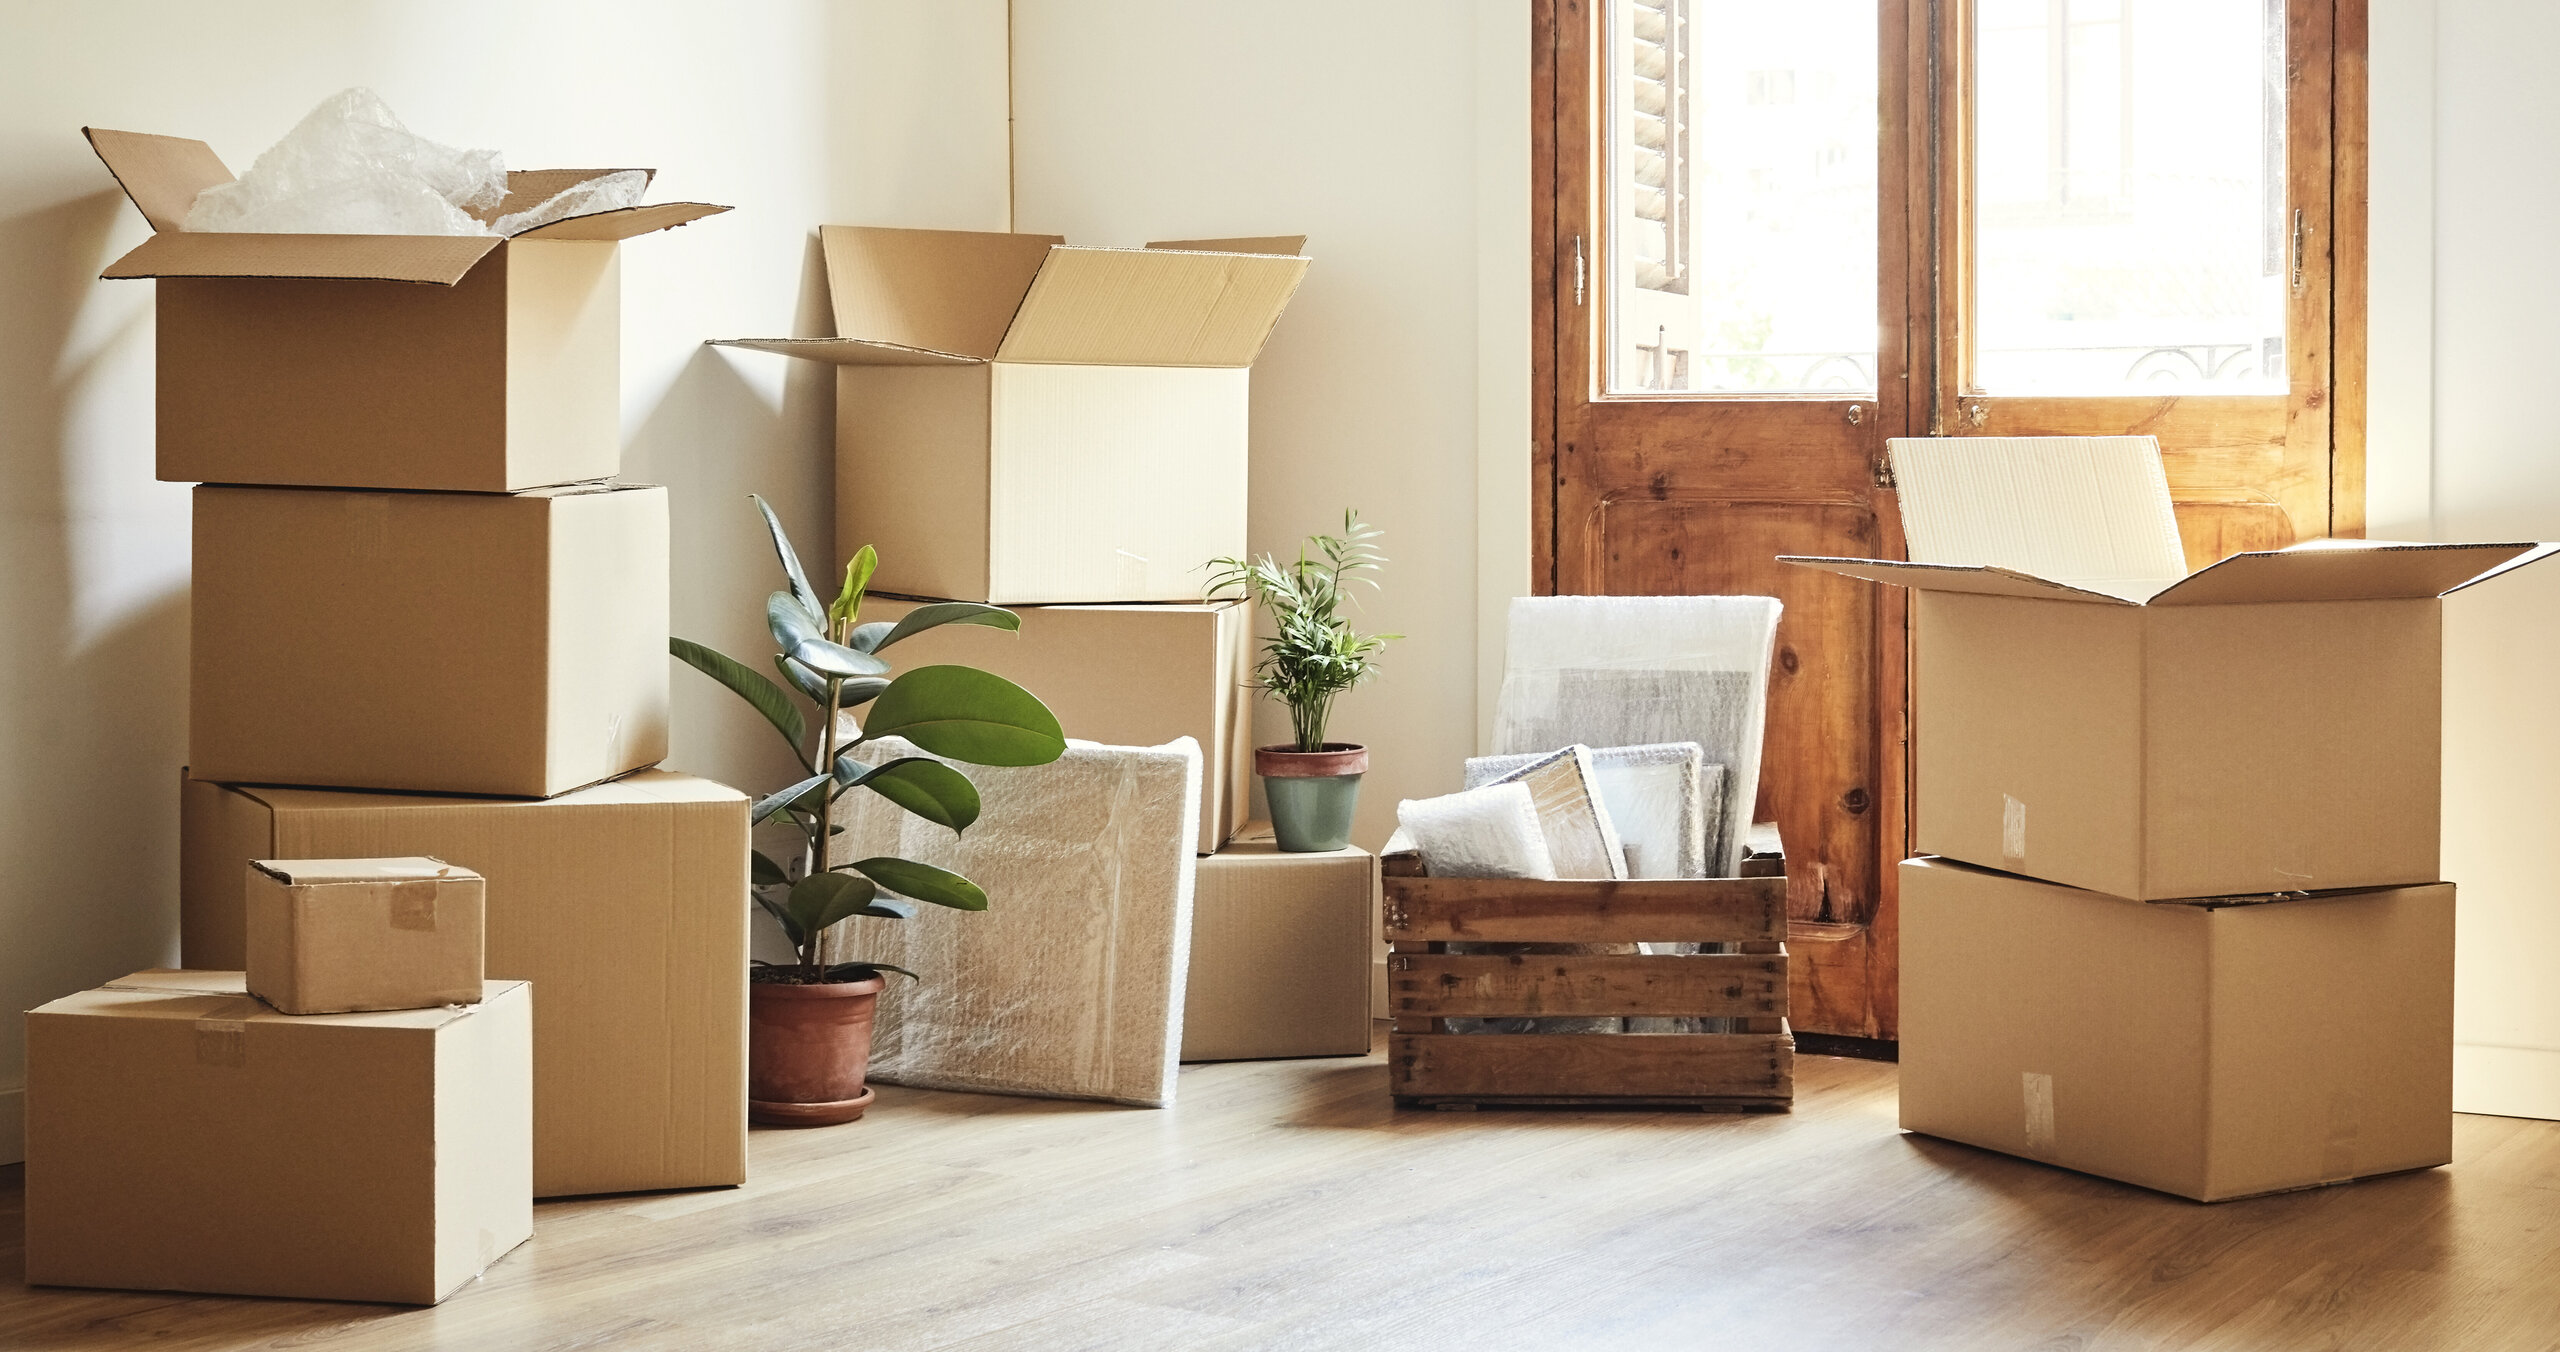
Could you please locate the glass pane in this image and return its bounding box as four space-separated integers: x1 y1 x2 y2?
1605 0 1880 394
1972 0 2289 395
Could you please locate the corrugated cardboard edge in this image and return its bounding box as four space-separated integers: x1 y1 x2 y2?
1779 555 2138 605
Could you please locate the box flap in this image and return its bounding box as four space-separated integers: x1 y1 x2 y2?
996 245 1309 366
512 201 729 241
706 336 983 367
474 167 656 223
83 127 234 232
2146 539 2549 605
1146 235 1309 256
820 225 1060 361
251 856 459 885
1888 435 2189 599
1778 556 2139 605
101 230 503 285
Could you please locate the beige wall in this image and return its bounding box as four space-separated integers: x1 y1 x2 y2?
0 0 1012 1162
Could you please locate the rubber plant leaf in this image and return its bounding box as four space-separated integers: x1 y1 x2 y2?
785 871 880 937
834 754 982 833
847 856 989 912
750 850 790 887
751 772 832 825
829 544 878 629
769 591 888 678
671 637 804 754
753 494 825 621
853 602 1021 654
861 665 1066 767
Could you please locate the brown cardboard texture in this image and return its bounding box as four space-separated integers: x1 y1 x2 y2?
1897 857 2453 1202
862 596 1253 853
1182 827 1375 1062
189 482 669 799
1781 435 2559 899
181 770 748 1199
84 126 727 492
24 971 531 1304
715 226 1309 603
245 857 485 1015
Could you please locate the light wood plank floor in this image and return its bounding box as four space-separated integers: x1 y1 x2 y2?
7 1037 2559 1351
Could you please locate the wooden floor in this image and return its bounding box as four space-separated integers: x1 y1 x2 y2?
7 1036 2560 1351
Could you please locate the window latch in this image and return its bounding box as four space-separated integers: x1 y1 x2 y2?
1573 234 1586 307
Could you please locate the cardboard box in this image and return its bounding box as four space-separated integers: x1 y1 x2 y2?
182 769 748 1198
245 857 485 1015
865 595 1252 853
190 482 670 798
25 970 530 1304
717 227 1308 603
1181 824 1374 1061
1898 856 2454 1202
1785 435 2557 899
84 127 728 492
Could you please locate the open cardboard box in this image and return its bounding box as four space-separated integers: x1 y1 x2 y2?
717 226 1308 604
85 126 728 493
1785 436 2558 900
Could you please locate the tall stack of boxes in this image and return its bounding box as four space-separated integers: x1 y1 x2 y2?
25 125 755 1295
1789 436 2554 1201
723 226 1375 1061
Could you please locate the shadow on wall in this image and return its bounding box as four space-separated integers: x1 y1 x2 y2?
0 188 190 1030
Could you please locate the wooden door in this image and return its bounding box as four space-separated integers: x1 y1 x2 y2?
1535 0 2363 1041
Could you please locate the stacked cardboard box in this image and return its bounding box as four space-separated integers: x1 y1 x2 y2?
61 128 753 1210
1788 436 2553 1201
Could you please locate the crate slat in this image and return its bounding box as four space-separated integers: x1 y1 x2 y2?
1382 875 1786 944
1390 952 1786 1019
1391 1032 1794 1103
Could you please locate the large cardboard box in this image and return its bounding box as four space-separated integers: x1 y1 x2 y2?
865 595 1253 853
25 970 531 1304
190 482 670 798
84 127 727 492
1181 825 1374 1061
1786 435 2555 899
718 227 1308 603
246 857 485 1015
1898 857 2455 1202
182 769 748 1198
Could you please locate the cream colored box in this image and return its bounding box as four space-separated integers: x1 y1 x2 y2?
1898 856 2454 1203
25 970 531 1305
1181 824 1374 1062
183 770 747 1199
246 857 485 1015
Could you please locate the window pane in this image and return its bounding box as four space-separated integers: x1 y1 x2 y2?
1972 0 2288 395
1605 0 1880 394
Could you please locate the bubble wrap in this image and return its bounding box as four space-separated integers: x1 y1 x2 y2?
824 736 1201 1108
184 88 507 236
1468 741 1718 881
1493 596 1782 878
493 168 650 236
1457 745 1626 881
1395 783 1556 881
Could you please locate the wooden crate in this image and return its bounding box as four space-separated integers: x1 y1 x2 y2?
1383 853 1793 1111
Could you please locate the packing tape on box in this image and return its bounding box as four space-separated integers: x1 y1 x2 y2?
193 997 263 1069
390 879 440 931
2002 794 2028 870
2022 1070 2056 1155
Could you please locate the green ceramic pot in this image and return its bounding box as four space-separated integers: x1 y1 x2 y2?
1256 743 1369 852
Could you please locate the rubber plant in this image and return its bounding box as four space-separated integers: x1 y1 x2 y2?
1205 510 1397 852
672 495 1064 1123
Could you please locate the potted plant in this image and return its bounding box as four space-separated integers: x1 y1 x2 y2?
673 496 1064 1125
1206 511 1398 852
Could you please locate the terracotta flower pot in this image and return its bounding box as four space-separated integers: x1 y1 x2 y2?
1255 742 1369 852
748 974 885 1126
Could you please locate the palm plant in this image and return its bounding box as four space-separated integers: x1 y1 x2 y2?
1205 510 1398 751
672 496 1064 983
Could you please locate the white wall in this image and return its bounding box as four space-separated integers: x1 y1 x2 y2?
1008 0 1531 853
0 0 1010 1163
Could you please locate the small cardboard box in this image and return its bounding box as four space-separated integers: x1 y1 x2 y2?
1181 824 1374 1062
84 127 728 492
1898 856 2454 1202
182 769 748 1199
1785 435 2556 899
246 857 485 1015
864 595 1253 853
717 227 1308 603
25 970 531 1305
190 482 670 798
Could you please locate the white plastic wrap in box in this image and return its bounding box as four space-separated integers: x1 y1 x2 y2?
1459 745 1625 880
826 736 1202 1107
1395 783 1557 881
1493 596 1782 878
1467 741 1715 881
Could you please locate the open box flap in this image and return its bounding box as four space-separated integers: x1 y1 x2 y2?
84 127 234 232
2145 539 2549 605
819 224 1059 362
1887 435 2189 596
474 167 655 222
1145 234 1309 256
101 230 505 285
995 245 1308 366
1779 556 2140 604
513 200 728 241
251 857 455 885
707 336 983 367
